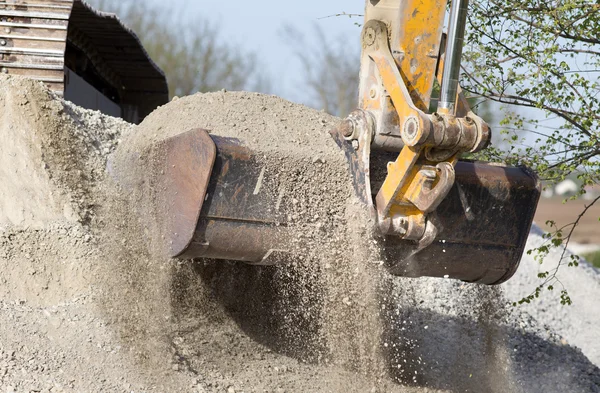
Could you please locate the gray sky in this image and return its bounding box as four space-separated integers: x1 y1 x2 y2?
147 0 363 101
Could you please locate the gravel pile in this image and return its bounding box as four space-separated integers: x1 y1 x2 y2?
0 74 598 392
503 225 600 365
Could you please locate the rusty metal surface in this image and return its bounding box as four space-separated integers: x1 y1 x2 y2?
157 129 216 258
178 135 290 264
113 128 290 264
0 0 168 122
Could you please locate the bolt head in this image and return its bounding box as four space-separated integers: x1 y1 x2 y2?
339 119 355 138
0 40 6 46
403 118 419 140
363 27 376 46
391 216 408 236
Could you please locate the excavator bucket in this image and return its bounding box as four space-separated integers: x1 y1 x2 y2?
132 0 542 285
331 130 541 284
142 129 291 264
124 127 539 286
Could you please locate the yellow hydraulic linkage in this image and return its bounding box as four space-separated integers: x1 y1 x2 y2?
329 0 540 284
344 0 489 249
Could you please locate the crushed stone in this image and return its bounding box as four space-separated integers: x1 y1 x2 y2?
503 224 600 365
0 75 598 392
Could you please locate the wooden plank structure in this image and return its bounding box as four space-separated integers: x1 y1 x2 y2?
0 0 168 123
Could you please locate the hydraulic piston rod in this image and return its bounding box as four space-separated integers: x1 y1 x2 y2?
438 0 469 114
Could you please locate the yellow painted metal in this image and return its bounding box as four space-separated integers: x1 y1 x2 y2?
363 0 447 111
376 145 422 216
361 0 462 238
369 46 425 135
359 0 447 132
363 20 433 222
359 0 491 241
393 0 448 111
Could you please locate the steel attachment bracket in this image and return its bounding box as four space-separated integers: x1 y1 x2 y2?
349 19 491 244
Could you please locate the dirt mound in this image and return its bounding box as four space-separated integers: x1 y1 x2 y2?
0 77 78 227
0 75 185 391
0 76 599 392
104 90 405 391
0 75 131 307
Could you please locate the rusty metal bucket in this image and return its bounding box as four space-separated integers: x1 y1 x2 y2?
123 127 539 285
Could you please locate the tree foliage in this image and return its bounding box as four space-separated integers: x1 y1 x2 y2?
88 0 269 98
463 1 600 304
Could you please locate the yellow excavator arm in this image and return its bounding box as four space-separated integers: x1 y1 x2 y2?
332 0 540 283
353 0 489 242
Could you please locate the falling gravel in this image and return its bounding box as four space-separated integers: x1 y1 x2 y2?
0 74 599 392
